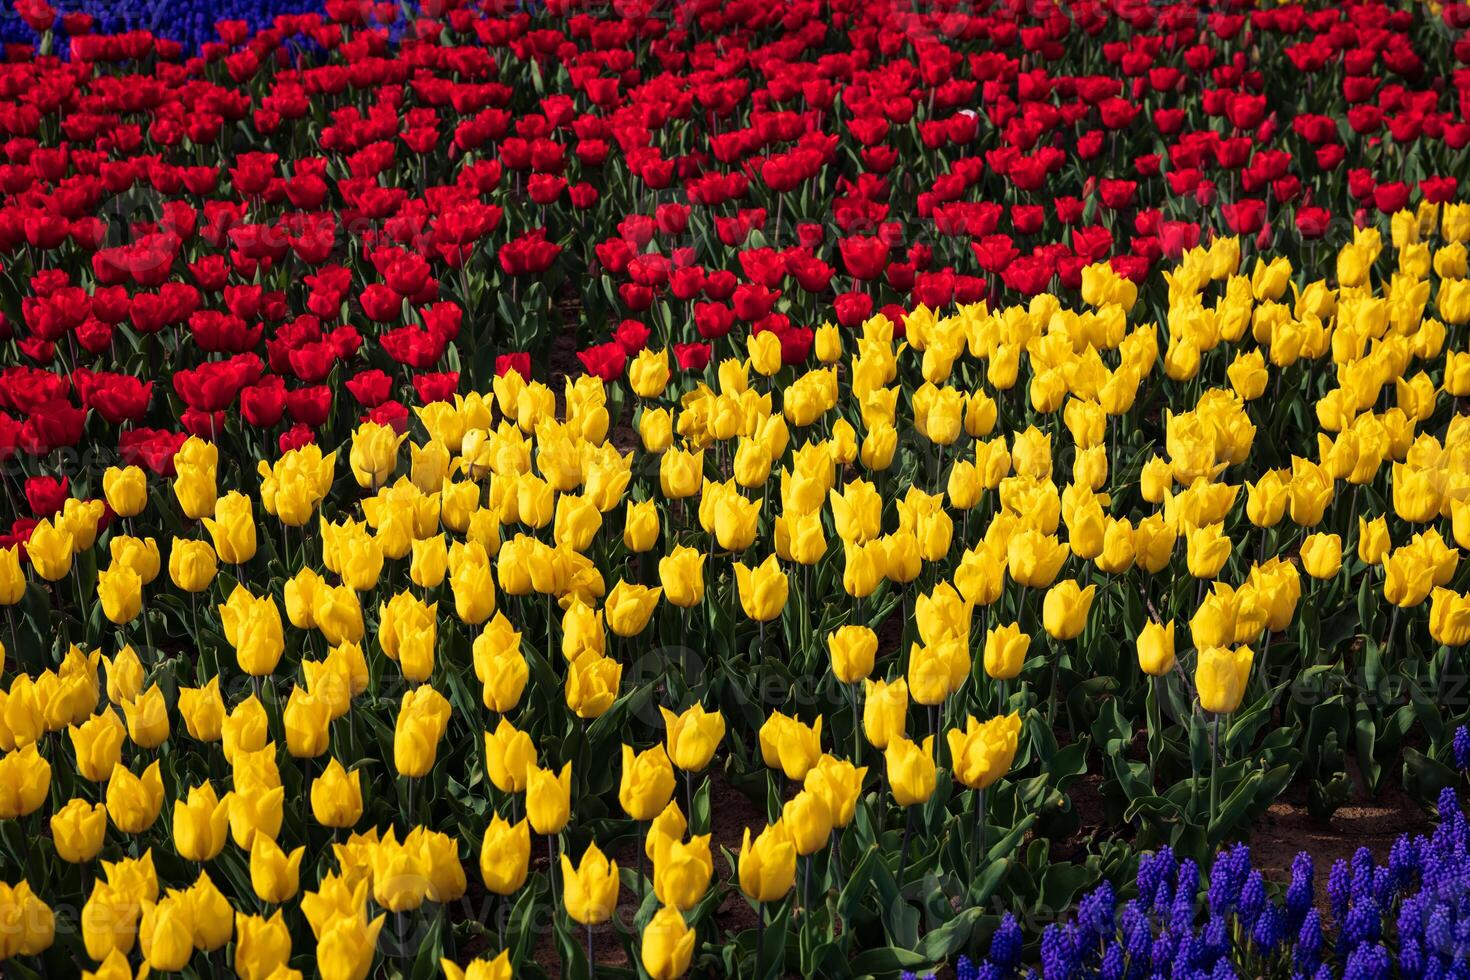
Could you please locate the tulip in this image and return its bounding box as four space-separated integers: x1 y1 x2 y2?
235 910 292 980
103 465 148 518
828 625 877 684
472 618 528 713
203 490 257 564
97 564 143 625
983 622 1029 681
138 895 194 972
394 686 452 778
527 762 572 835
1006 528 1068 589
178 678 225 742
51 798 107 863
229 784 285 851
734 554 788 622
606 581 662 636
173 437 218 520
349 421 405 489
219 584 285 677
1429 588 1470 646
0 546 23 605
646 801 689 861
410 533 448 588
948 713 1022 791
105 760 163 833
805 756 866 828
624 499 661 551
885 734 937 807
168 538 218 593
317 909 386 980
311 759 364 828
758 711 824 782
640 906 696 980
1042 580 1096 641
250 836 304 904
652 835 713 912
480 815 531 895
661 703 725 773
1137 621 1177 676
1300 533 1343 580
26 518 74 581
658 546 707 607
907 636 967 706
283 687 332 758
783 788 834 856
1196 646 1254 715
69 710 126 782
1383 548 1435 608
659 449 704 499
121 684 169 749
1185 523 1232 579
1358 516 1391 566
173 782 231 862
861 678 907 751
562 841 620 925
186 872 233 952
620 743 676 821
738 823 796 902
451 543 497 625
485 717 536 794
566 654 621 719
441 952 513 980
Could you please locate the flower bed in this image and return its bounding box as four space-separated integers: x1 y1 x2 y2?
1 1 1470 978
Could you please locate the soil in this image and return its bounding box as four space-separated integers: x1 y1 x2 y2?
1247 762 1428 906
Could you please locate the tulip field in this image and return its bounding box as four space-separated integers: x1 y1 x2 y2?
7 0 1470 976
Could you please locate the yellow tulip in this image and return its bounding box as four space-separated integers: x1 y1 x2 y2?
562 841 620 925
480 815 531 895
1136 621 1176 676
885 734 937 806
1299 533 1342 580
827 625 877 684
202 490 256 564
947 713 1022 790
1042 579 1096 640
1195 646 1254 715
526 762 572 835
51 798 107 863
105 760 163 833
310 759 363 829
738 822 795 902
660 704 725 773
620 743 676 821
862 678 907 750
734 554 788 622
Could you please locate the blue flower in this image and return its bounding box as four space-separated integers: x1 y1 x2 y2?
988 914 1023 972
1453 725 1470 771
1285 852 1314 932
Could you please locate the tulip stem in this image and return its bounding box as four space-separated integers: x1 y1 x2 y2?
876 767 887 839
897 806 914 887
587 921 595 979
1210 714 1222 821
848 683 861 766
548 836 559 913
974 788 987 870
637 821 646 904
755 907 765 978
685 771 695 831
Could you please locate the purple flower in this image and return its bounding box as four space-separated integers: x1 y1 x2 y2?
1285 852 1314 932
988 914 1023 972
1295 909 1323 971
1452 725 1470 770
